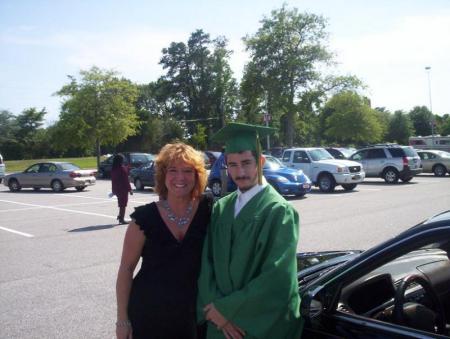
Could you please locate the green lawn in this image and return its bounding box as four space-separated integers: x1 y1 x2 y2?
4 156 104 173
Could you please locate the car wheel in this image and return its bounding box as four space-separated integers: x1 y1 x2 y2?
8 179 21 192
134 178 144 191
342 183 357 191
211 179 222 197
433 164 447 177
401 176 413 182
51 179 64 192
383 168 399 184
75 186 86 192
318 173 336 193
97 169 106 179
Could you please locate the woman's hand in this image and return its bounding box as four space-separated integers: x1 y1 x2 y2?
116 322 132 339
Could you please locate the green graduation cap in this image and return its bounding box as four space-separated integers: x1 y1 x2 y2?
212 122 275 184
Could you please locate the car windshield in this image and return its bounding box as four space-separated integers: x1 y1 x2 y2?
264 156 284 169
60 163 80 170
340 148 355 158
309 148 334 161
401 146 418 157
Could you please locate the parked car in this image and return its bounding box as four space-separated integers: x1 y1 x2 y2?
263 155 312 197
207 154 312 197
204 151 221 170
349 144 422 183
0 153 5 184
282 147 365 192
325 147 356 159
98 152 154 178
416 150 450 177
299 210 450 338
3 162 96 192
129 161 155 190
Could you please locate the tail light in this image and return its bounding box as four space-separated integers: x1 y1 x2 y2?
69 172 81 178
402 156 408 167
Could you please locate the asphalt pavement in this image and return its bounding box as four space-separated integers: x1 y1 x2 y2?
0 175 449 338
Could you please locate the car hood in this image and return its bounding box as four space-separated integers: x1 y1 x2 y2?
297 250 362 288
264 166 304 176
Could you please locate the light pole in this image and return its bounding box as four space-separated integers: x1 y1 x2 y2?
425 66 435 145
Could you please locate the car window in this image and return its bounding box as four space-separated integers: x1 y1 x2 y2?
264 156 283 169
368 148 386 159
48 164 58 172
350 151 366 161
387 148 405 157
293 151 310 163
418 152 427 160
282 151 292 162
309 149 334 161
60 163 80 170
401 146 418 157
327 149 343 159
131 154 152 164
25 164 40 173
39 164 51 173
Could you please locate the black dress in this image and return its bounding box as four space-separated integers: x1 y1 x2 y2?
128 195 212 339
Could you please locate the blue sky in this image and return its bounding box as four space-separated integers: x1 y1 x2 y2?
1 0 449 125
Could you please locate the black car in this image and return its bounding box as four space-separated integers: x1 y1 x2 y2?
129 161 155 190
98 152 154 178
299 210 450 338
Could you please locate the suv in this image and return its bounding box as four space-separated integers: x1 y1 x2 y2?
281 147 365 192
0 153 5 184
349 144 422 183
98 152 154 178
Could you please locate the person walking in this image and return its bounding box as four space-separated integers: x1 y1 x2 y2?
116 143 212 339
198 123 302 339
111 154 133 225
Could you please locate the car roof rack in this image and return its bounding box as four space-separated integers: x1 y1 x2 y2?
363 143 401 148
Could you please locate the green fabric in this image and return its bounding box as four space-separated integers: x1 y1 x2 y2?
198 185 302 339
212 122 275 154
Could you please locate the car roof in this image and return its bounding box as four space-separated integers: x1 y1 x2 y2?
283 147 323 151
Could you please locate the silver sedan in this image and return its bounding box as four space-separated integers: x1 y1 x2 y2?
3 162 96 192
417 150 450 176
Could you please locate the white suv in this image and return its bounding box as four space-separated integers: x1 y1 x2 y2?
282 147 365 192
0 153 5 184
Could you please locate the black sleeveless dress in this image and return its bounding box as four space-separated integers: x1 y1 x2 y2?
128 195 212 339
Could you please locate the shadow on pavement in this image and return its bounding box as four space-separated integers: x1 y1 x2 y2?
68 224 118 232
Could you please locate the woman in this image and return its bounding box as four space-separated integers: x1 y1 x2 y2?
116 143 211 339
111 154 133 224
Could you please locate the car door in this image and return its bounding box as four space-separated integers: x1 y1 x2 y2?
418 152 433 172
350 150 370 175
366 148 387 176
20 163 41 187
291 150 313 179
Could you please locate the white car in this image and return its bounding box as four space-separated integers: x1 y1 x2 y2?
0 153 5 184
282 147 365 192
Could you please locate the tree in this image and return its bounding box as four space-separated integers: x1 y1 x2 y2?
243 5 332 146
13 107 47 159
55 66 140 168
323 91 382 144
409 106 433 136
386 110 413 144
0 110 20 159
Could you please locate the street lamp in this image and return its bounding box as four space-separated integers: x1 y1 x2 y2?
425 66 435 145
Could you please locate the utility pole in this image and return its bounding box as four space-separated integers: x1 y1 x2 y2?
425 66 435 146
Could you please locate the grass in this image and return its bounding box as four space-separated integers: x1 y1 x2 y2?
4 156 104 173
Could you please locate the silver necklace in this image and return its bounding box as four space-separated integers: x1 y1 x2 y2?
161 200 193 228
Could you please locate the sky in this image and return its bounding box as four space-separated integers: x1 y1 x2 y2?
1 0 449 126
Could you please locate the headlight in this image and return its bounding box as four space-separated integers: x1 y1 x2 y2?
336 166 349 173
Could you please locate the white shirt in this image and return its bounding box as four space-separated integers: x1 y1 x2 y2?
234 178 268 218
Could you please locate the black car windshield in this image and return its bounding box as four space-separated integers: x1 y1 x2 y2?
264 156 284 170
60 163 80 170
309 149 334 161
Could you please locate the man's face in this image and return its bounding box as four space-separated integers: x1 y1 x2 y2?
226 150 258 192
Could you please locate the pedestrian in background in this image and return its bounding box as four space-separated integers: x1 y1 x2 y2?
111 154 133 225
116 143 211 339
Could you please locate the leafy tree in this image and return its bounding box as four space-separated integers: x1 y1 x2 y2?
243 5 332 146
437 114 450 135
373 107 392 141
386 110 413 144
12 107 47 159
409 106 433 136
55 66 140 168
0 110 20 159
159 30 238 141
323 91 382 144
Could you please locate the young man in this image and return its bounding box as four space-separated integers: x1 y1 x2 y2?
198 123 302 339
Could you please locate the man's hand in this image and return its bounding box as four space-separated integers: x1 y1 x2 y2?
204 304 246 338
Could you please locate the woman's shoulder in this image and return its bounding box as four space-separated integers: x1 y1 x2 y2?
130 202 159 230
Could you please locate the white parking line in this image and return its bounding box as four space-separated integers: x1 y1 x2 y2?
0 199 116 219
0 226 34 238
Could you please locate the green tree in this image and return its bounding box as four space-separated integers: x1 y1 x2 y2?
386 110 413 144
55 66 140 168
243 5 332 146
323 91 382 144
0 110 20 159
437 114 450 135
12 107 47 159
373 107 392 141
409 106 433 136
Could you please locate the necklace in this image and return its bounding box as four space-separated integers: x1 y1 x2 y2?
161 200 193 228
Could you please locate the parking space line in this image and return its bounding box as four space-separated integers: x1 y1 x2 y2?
0 226 34 238
0 199 116 219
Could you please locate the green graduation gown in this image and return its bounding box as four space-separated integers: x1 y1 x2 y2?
198 185 302 339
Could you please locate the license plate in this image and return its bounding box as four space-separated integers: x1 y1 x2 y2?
303 183 310 189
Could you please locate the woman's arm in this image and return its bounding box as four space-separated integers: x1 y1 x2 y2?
116 221 145 338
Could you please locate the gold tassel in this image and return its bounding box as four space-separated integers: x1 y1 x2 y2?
256 133 262 185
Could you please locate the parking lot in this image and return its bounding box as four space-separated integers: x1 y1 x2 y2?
1 175 449 338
